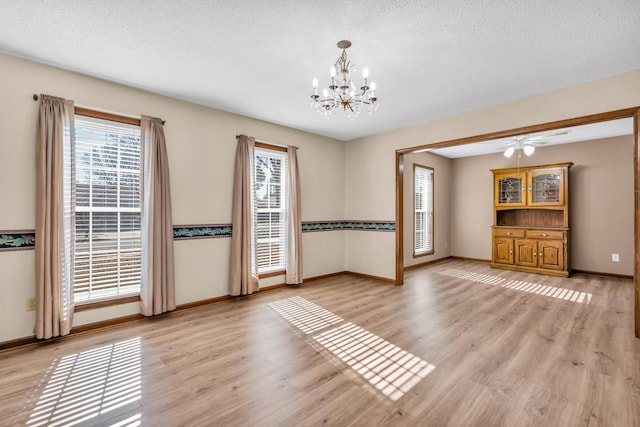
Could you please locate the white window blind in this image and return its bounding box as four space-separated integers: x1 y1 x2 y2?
254 147 288 273
73 115 142 302
414 165 434 255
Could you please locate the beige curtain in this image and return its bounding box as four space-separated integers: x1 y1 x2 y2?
230 135 259 296
35 94 75 339
140 115 175 316
286 146 303 285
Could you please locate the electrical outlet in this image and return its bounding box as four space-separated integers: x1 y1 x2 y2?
26 297 36 312
612 253 620 262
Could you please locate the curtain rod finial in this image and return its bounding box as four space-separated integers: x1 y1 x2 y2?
33 94 39 101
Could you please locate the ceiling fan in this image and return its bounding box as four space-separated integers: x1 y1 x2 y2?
498 131 569 158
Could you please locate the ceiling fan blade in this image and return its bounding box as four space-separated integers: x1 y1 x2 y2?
526 131 568 141
529 141 549 146
480 130 568 145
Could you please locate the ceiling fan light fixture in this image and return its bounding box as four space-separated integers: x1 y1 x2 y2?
504 146 515 158
523 145 535 156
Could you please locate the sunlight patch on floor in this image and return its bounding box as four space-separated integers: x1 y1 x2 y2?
268 296 344 334
26 337 142 427
437 268 592 304
314 322 435 401
269 296 435 401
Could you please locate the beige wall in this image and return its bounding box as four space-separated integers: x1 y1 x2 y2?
403 152 452 267
346 69 640 280
343 136 397 277
449 153 494 260
0 54 346 342
450 135 634 275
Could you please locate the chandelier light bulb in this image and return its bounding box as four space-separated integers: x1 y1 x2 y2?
312 78 318 88
362 67 369 79
330 66 337 77
370 81 376 91
322 88 329 98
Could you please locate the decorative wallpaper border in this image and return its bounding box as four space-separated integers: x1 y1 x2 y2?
0 230 36 251
302 221 396 232
173 224 232 240
0 221 396 251
173 221 395 239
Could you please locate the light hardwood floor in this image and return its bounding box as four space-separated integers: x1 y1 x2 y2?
1 259 639 426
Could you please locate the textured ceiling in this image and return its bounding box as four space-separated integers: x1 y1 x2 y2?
1 1 639 141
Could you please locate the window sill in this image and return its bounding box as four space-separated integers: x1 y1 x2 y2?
258 269 285 279
413 250 435 258
75 294 141 312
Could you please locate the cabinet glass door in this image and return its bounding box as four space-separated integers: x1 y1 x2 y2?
495 173 525 206
528 168 564 205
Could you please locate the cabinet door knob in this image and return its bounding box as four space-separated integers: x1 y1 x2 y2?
509 250 513 254
542 233 548 237
506 232 511 235
533 252 537 256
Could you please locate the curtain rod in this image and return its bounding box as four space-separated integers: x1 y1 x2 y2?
33 94 166 125
235 134 299 149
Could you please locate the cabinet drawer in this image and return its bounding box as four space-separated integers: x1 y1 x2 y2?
526 230 564 239
493 228 525 238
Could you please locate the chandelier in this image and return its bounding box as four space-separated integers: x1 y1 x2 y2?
310 40 379 119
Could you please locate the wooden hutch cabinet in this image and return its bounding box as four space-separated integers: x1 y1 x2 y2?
490 162 573 277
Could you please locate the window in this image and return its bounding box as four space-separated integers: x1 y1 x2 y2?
73 112 142 303
414 165 434 256
254 145 288 275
